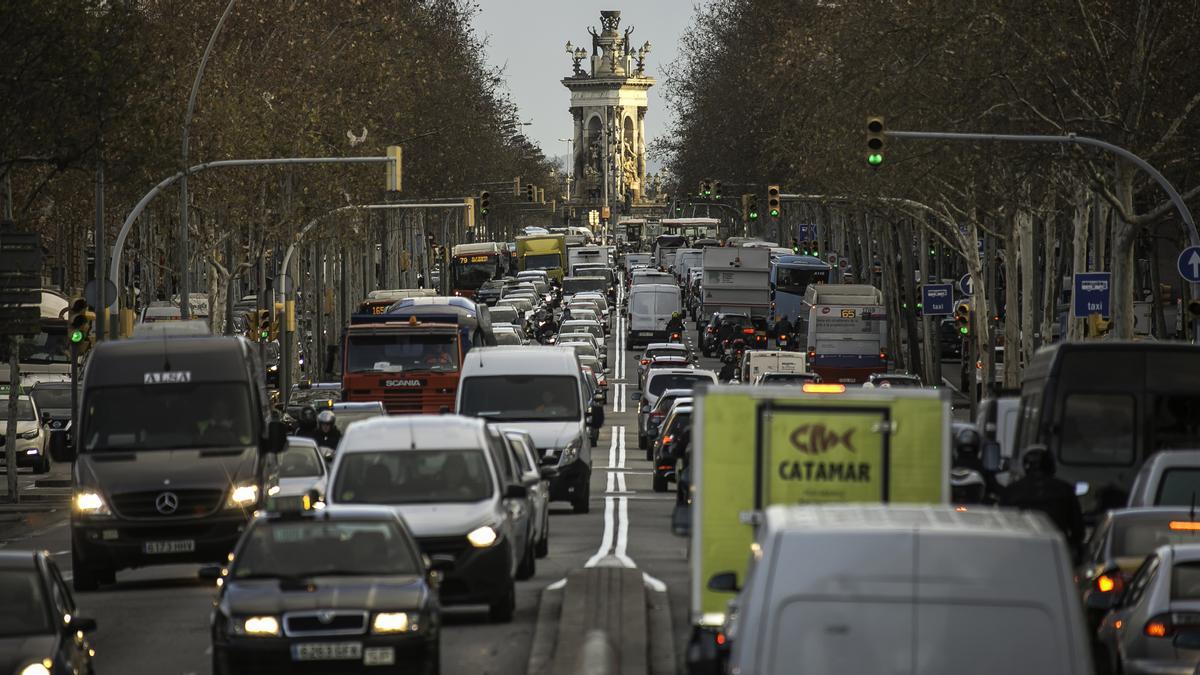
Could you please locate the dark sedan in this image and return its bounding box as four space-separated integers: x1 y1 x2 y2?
207 505 444 675
0 550 97 675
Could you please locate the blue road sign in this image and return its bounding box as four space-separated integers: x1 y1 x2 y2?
921 284 954 316
1072 272 1112 318
958 274 973 296
1178 246 1200 283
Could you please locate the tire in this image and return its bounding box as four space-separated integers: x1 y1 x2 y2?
488 579 516 623
572 478 591 514
652 471 668 493
516 539 536 580
645 446 653 462
71 557 100 593
34 453 50 474
638 434 648 450
535 527 549 559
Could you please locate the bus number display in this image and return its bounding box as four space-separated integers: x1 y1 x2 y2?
457 255 492 264
840 309 856 319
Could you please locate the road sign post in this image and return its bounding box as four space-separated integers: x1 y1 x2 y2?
1072 272 1112 319
921 284 954 316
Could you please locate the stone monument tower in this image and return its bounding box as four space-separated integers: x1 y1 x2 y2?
563 10 654 214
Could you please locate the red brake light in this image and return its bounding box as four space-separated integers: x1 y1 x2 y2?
742 328 754 334
662 434 673 445
640 359 650 365
1144 615 1172 638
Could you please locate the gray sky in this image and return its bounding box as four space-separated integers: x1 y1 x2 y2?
473 1 696 167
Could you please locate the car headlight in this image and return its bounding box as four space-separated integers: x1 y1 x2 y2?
372 612 416 633
557 439 581 467
20 660 52 675
18 429 39 440
233 615 280 637
225 484 259 508
466 525 498 548
74 491 110 516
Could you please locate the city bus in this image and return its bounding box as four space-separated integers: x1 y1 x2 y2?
799 284 887 384
450 242 507 298
770 255 832 322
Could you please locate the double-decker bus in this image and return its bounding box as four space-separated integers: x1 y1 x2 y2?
450 242 507 298
770 255 832 322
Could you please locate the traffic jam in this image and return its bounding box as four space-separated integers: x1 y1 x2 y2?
3 218 1200 675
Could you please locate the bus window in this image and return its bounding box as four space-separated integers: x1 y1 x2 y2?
1058 393 1135 466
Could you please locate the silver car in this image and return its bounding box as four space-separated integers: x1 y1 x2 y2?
1096 543 1200 675
502 429 553 559
267 437 329 510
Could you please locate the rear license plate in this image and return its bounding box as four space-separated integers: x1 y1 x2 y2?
142 540 194 554
363 647 396 666
292 642 363 661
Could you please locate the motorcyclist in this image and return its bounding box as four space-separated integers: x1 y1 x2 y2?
295 405 318 437
666 311 685 339
311 409 342 449
772 315 794 349
718 353 739 383
1001 445 1085 559
536 313 559 343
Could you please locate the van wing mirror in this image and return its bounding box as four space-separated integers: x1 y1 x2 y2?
265 419 287 454
707 571 740 593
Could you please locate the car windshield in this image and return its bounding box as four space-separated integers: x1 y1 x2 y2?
288 387 339 407
489 307 519 323
1155 468 1200 506
279 445 324 477
0 400 35 421
0 569 51 636
648 373 712 397
333 449 494 504
760 373 820 384
563 342 597 358
345 333 459 373
562 322 602 339
646 347 688 360
1173 561 1200 600
233 520 420 579
31 387 72 411
460 375 581 421
1112 516 1200 558
332 407 386 430
524 254 561 270
81 383 255 451
563 278 607 294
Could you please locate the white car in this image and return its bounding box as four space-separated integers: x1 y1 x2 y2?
0 393 49 473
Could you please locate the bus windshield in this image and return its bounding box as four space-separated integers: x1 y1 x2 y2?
452 255 500 291
775 267 829 294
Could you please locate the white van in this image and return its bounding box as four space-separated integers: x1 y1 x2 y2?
456 346 598 514
627 284 681 349
672 248 704 279
724 504 1092 675
738 349 805 384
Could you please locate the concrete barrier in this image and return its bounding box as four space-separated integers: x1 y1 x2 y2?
530 565 650 675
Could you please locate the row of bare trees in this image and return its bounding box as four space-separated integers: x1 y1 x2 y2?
1 0 555 308
658 0 1200 386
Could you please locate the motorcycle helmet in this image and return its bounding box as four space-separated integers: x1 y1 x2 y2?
317 410 336 426
950 467 986 504
953 426 982 464
1021 445 1055 476
299 405 317 427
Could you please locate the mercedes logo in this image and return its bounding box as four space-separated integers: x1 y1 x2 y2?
155 491 179 515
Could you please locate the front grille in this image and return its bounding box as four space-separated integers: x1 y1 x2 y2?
283 610 368 637
416 535 467 558
380 390 455 414
111 489 224 519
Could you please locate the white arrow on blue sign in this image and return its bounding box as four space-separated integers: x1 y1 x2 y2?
1178 246 1200 283
958 274 973 296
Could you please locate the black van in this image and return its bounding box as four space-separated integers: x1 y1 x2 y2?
58 336 284 591
1015 341 1200 517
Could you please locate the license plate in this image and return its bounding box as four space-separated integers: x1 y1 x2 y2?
364 647 396 666
292 642 363 661
142 540 194 554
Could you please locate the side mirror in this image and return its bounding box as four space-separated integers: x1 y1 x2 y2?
265 419 286 454
707 571 740 593
198 565 224 581
428 554 456 573
539 466 559 480
504 483 529 499
66 616 97 633
981 441 1003 473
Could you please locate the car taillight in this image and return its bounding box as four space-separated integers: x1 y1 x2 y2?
662 434 673 445
807 349 816 359
1096 573 1125 595
1146 612 1200 638
705 327 714 333
650 411 664 419
742 328 754 334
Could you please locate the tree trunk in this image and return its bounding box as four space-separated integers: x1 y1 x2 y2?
1018 205 1037 365
1067 182 1091 341
1110 162 1138 339
1004 209 1021 388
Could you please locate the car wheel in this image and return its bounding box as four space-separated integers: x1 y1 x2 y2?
211 651 230 675
34 453 50 474
645 446 653 462
638 434 648 450
71 557 100 593
572 478 591 514
535 525 550 559
421 646 441 675
652 471 668 493
488 579 516 623
516 539 536 580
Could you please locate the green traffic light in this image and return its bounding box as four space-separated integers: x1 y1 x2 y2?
959 326 969 335
868 153 884 166
769 208 780 217
749 211 758 220
703 189 711 197
70 329 85 344
260 330 269 339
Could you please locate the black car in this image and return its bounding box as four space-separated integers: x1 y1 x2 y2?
30 381 74 452
0 551 97 675
652 406 692 492
207 505 444 675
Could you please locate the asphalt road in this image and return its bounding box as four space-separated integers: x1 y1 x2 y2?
0 293 692 674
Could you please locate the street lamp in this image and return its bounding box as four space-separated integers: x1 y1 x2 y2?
558 137 573 200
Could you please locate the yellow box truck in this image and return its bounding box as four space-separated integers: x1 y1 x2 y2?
515 233 567 282
687 384 951 670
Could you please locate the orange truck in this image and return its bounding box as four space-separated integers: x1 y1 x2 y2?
341 317 462 414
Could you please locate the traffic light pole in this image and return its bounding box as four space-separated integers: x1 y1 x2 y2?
885 128 1200 342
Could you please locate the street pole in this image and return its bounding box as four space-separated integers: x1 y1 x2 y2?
180 0 238 321
559 137 573 201
886 128 1200 341
5 337 19 503
95 157 107 340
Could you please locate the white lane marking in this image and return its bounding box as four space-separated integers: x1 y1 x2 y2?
614 495 634 568
616 471 627 493
607 427 618 468
616 425 626 469
584 496 617 567
606 471 615 493
643 572 667 592
546 577 567 590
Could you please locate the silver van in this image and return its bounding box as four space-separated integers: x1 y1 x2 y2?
456 346 598 514
627 283 681 348
723 504 1092 675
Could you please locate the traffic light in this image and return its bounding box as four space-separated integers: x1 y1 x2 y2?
767 185 781 218
954 302 972 336
713 181 723 199
67 298 94 357
748 195 759 220
526 184 535 202
700 180 712 198
257 309 271 341
866 116 885 167
808 239 820 256
479 191 490 215
675 201 683 215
